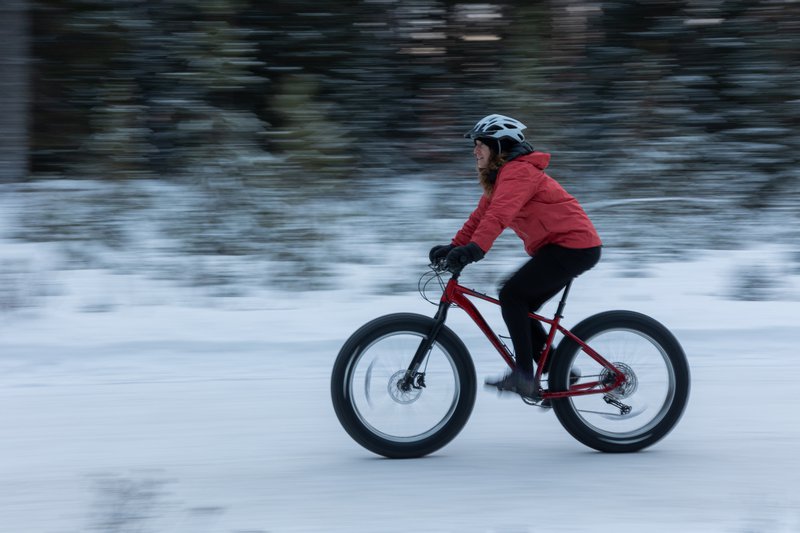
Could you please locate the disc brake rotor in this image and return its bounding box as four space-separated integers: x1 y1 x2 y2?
600 362 638 399
388 370 423 404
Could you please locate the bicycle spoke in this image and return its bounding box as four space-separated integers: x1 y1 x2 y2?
566 329 675 436
349 332 461 441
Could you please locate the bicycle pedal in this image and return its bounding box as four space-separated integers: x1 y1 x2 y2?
484 381 510 393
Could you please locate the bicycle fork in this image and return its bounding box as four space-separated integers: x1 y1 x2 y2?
399 300 450 392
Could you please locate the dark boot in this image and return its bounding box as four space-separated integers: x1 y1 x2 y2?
484 370 540 400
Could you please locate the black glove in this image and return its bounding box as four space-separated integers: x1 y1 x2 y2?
446 242 485 270
429 244 455 263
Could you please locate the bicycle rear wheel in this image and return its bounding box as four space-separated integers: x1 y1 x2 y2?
549 311 690 453
331 313 476 458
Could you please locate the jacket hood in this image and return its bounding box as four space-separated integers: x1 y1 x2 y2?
515 151 551 170
503 140 534 161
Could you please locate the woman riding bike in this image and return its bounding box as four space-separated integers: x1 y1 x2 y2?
430 114 602 400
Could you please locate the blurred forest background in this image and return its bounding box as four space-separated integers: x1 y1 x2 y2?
0 0 798 303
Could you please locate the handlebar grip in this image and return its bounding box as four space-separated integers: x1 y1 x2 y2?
447 262 464 275
430 257 464 276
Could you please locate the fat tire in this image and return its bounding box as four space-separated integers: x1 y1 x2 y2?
550 310 690 453
331 313 476 458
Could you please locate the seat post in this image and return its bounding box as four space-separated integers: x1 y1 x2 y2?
555 279 573 319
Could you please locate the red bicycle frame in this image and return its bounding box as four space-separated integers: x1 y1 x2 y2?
440 275 626 400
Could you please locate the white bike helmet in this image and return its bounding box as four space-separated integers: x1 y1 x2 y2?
464 114 527 143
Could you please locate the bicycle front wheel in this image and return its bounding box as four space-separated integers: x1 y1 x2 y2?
331 313 476 458
550 311 690 453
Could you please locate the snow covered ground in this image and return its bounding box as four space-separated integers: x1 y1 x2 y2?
1 239 799 532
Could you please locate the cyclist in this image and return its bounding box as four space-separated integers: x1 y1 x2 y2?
429 114 602 400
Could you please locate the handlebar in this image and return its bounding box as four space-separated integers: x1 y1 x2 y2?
430 258 464 277
420 259 463 305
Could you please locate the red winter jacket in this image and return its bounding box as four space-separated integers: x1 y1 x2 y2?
452 152 601 255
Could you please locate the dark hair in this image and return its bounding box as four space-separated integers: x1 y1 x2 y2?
474 136 530 195
478 151 506 196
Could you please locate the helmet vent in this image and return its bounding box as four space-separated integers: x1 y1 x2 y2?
464 114 527 142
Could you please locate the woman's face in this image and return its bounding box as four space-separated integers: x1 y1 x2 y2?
473 139 492 170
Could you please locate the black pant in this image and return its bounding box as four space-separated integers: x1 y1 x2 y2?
498 244 601 375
